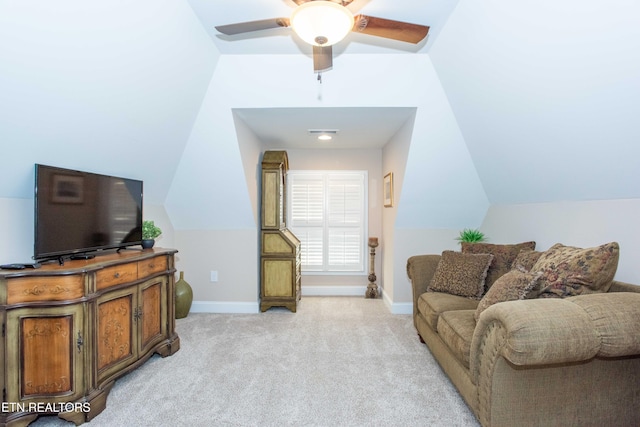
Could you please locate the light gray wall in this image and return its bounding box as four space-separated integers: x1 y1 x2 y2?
481 200 640 285
430 0 640 203
164 53 480 311
381 113 415 308
0 1 219 205
0 0 217 265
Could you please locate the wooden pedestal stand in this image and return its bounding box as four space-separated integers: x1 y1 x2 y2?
366 237 379 298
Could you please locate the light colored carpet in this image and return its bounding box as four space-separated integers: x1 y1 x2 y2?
32 297 479 426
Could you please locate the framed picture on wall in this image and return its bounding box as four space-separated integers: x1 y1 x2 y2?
383 172 393 207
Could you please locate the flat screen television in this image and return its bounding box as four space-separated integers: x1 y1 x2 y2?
34 164 143 262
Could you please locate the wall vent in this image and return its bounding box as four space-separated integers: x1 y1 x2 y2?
307 129 339 135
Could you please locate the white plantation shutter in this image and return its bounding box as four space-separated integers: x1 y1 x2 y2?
288 171 366 273
291 174 324 225
294 228 323 268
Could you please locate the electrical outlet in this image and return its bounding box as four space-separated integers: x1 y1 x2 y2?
210 271 218 282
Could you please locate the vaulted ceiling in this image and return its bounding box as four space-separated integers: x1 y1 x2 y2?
1 0 639 217
186 0 458 151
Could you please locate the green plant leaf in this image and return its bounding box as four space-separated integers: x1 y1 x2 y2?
455 228 487 244
142 220 162 240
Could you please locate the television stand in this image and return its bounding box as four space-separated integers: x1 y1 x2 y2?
117 245 143 253
0 248 180 426
70 254 95 260
55 254 95 265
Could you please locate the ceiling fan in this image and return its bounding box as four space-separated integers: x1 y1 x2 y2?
215 0 430 75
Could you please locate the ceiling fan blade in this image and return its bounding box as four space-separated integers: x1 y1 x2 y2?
215 18 290 36
313 45 333 73
353 15 429 44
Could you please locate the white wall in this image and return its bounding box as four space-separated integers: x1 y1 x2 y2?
0 0 219 204
164 53 482 311
481 199 640 285
175 229 259 313
430 0 640 204
0 198 33 264
234 113 267 226
0 0 218 264
381 113 414 309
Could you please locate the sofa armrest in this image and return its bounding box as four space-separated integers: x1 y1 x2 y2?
609 280 640 293
406 254 441 316
470 292 640 380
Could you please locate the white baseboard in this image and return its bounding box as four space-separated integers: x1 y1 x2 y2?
189 288 412 315
301 285 367 296
382 289 413 315
190 301 259 314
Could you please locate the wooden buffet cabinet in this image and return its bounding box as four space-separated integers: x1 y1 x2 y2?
260 151 301 313
0 248 180 426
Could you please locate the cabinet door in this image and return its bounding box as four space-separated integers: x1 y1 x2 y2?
96 287 136 385
138 277 167 355
5 304 85 403
262 259 294 297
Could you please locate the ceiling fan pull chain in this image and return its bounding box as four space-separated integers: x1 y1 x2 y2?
317 73 323 101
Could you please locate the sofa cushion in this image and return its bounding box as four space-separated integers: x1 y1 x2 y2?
437 310 477 368
513 249 543 272
474 269 543 321
531 242 620 298
417 292 479 330
429 251 493 299
461 241 536 289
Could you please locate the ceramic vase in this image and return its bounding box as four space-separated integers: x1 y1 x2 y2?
175 271 193 319
141 239 155 249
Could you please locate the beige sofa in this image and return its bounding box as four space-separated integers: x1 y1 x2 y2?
407 242 640 427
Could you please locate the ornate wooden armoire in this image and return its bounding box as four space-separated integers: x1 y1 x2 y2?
260 151 301 312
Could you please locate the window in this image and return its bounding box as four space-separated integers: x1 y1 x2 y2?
288 171 367 273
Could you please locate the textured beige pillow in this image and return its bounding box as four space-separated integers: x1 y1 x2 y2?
513 249 543 272
474 269 542 320
429 251 493 299
461 241 536 289
531 242 620 298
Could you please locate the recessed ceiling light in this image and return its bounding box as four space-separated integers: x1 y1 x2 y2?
308 129 339 142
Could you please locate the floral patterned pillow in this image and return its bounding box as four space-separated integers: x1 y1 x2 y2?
531 242 620 298
475 268 543 321
429 251 493 300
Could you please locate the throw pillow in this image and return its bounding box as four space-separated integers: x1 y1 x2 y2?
531 242 620 298
461 241 536 289
513 249 543 272
474 269 542 321
429 251 493 300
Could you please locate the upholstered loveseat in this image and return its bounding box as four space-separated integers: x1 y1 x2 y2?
407 241 640 427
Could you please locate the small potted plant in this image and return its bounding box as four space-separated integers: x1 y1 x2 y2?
455 228 487 244
142 220 162 249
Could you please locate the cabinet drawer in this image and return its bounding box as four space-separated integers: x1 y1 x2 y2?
96 263 137 290
7 275 84 304
138 257 167 278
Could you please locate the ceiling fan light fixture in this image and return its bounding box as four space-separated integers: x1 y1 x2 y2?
290 1 354 47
